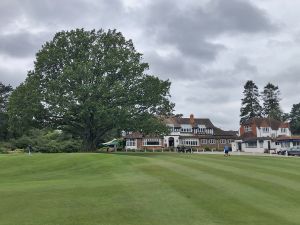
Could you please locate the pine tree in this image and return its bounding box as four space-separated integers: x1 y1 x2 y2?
240 80 262 123
289 103 300 134
261 82 282 120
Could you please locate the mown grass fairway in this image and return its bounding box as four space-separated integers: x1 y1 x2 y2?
0 153 300 225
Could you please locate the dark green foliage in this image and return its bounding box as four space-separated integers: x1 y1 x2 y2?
289 103 300 134
261 82 282 120
9 129 82 153
240 80 262 123
0 82 13 140
7 74 46 137
0 82 13 112
12 29 173 151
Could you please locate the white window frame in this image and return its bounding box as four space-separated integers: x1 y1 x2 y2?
246 142 257 148
180 139 198 146
245 125 252 132
201 139 207 144
262 127 269 133
143 138 161 146
209 139 216 144
126 139 136 147
220 139 226 144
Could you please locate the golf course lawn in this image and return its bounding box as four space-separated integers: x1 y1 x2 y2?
0 153 300 225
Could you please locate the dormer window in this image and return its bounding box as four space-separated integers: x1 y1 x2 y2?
280 128 286 133
181 124 192 133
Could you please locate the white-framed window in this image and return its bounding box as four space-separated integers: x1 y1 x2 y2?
246 142 257 148
143 138 161 146
262 127 269 133
220 139 226 144
198 128 206 133
201 139 207 144
126 139 136 147
181 128 192 133
227 139 232 144
281 142 289 148
245 125 252 132
209 139 216 144
206 129 213 134
281 128 286 133
180 139 198 146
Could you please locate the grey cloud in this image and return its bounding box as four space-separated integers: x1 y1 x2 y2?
207 0 276 34
234 57 258 73
140 0 276 64
0 67 26 87
0 31 51 58
186 94 230 105
145 52 201 80
0 0 125 32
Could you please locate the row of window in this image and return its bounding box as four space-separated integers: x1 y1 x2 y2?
245 126 288 134
170 127 213 134
126 138 233 146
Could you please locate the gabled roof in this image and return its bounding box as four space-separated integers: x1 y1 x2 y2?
242 117 288 130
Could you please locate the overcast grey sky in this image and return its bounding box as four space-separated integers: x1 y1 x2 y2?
1 0 300 130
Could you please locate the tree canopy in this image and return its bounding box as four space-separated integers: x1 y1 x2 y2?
240 80 262 123
8 29 174 150
0 82 13 140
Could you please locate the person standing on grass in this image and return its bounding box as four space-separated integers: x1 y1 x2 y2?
224 145 230 157
28 144 32 155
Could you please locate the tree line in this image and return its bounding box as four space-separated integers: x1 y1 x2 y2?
240 80 300 134
0 29 174 152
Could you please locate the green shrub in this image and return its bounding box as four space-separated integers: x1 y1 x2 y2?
204 146 211 151
0 146 8 154
9 129 82 153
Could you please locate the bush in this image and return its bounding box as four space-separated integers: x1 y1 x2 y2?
8 129 82 153
0 146 8 154
204 146 211 151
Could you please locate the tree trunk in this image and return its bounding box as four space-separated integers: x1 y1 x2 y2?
83 127 97 151
83 112 97 152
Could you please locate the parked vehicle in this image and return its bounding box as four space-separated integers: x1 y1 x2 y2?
176 145 192 153
277 147 300 156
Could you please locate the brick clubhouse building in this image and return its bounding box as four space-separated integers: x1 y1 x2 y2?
124 114 237 150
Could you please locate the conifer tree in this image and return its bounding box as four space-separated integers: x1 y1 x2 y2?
289 103 300 134
261 82 282 120
240 80 262 123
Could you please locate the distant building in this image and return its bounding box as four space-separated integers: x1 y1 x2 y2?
232 117 297 153
124 114 238 150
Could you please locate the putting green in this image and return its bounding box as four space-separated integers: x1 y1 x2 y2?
0 153 299 225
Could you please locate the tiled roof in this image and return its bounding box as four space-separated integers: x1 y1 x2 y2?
276 135 300 141
165 117 215 128
242 117 288 130
213 127 238 136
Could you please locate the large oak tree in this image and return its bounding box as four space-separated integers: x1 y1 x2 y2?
9 29 174 151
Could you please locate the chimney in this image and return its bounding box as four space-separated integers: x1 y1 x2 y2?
190 114 195 126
